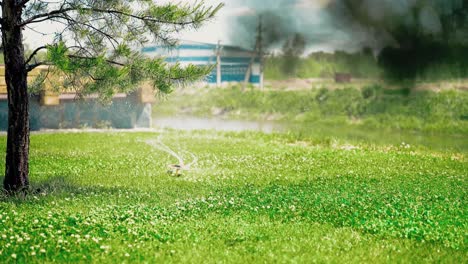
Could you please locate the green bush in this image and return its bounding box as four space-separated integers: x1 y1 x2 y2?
154 86 468 134
265 47 468 81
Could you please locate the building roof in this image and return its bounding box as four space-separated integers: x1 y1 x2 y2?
142 40 255 54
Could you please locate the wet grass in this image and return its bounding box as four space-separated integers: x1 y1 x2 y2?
0 131 466 263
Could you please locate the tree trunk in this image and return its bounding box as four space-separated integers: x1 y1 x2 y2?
2 1 29 192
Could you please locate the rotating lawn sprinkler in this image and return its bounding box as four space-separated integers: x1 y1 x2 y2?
167 164 183 177
166 150 198 177
145 139 198 177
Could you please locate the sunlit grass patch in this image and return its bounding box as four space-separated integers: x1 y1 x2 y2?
0 130 466 262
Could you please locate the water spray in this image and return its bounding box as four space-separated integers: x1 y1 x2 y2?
145 138 198 177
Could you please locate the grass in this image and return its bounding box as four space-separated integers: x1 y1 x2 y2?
153 85 468 135
0 130 466 263
264 54 381 80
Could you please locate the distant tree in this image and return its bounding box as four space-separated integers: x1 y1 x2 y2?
1 0 222 192
326 0 468 81
361 47 374 57
281 33 306 76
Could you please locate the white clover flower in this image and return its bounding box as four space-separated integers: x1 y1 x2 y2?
11 253 17 259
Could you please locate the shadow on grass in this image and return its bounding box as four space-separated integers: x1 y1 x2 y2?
0 175 146 204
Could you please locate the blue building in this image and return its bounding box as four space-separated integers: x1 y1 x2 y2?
142 41 262 85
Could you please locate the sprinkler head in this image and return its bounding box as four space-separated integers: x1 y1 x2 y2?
167 164 183 177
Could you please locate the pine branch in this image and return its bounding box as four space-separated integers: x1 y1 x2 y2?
20 3 223 27
24 45 47 66
27 54 126 72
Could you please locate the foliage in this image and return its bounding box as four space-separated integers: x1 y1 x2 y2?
153 86 468 135
265 49 381 79
281 33 306 76
44 43 212 101
379 42 468 82
326 0 468 44
265 44 468 82
20 0 223 99
0 131 466 262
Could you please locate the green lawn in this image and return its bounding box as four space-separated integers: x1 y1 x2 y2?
0 131 466 263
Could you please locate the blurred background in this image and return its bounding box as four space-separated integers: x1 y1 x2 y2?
150 0 468 153
2 0 466 152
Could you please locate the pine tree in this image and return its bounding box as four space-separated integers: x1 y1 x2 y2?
1 0 222 192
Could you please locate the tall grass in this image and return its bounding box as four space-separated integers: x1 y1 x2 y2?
154 85 468 135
